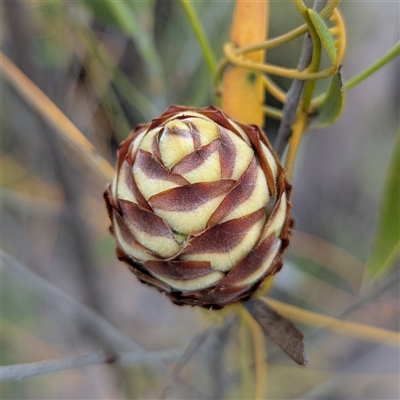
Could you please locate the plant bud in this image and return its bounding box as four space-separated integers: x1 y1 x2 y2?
104 106 292 309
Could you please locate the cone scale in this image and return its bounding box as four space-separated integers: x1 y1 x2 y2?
105 106 292 309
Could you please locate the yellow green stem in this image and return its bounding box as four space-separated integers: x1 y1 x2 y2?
224 43 337 80
263 106 284 120
292 0 308 14
237 0 340 55
301 32 322 109
285 110 308 179
239 305 267 400
214 1 341 105
261 75 287 103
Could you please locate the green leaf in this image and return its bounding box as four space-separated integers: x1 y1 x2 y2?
289 255 357 295
308 70 345 128
367 134 400 279
308 8 337 65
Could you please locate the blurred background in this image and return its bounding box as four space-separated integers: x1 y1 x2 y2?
1 1 399 399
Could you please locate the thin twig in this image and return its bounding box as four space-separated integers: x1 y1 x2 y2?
0 351 117 382
159 323 225 400
1 250 146 353
118 349 183 366
0 349 183 382
274 0 328 158
1 250 186 379
345 41 400 90
208 319 235 399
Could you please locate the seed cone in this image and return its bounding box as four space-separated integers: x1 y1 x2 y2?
104 106 292 309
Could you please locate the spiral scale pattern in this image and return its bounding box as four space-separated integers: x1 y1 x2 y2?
104 106 292 309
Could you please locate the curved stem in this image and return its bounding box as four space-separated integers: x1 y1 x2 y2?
215 1 341 108
237 0 340 55
329 8 347 67
224 42 337 80
261 74 287 103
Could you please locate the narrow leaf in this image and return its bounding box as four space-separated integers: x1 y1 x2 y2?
308 8 337 65
245 297 308 365
289 230 365 295
222 0 268 126
367 134 400 278
309 70 345 128
0 52 115 182
180 0 217 74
